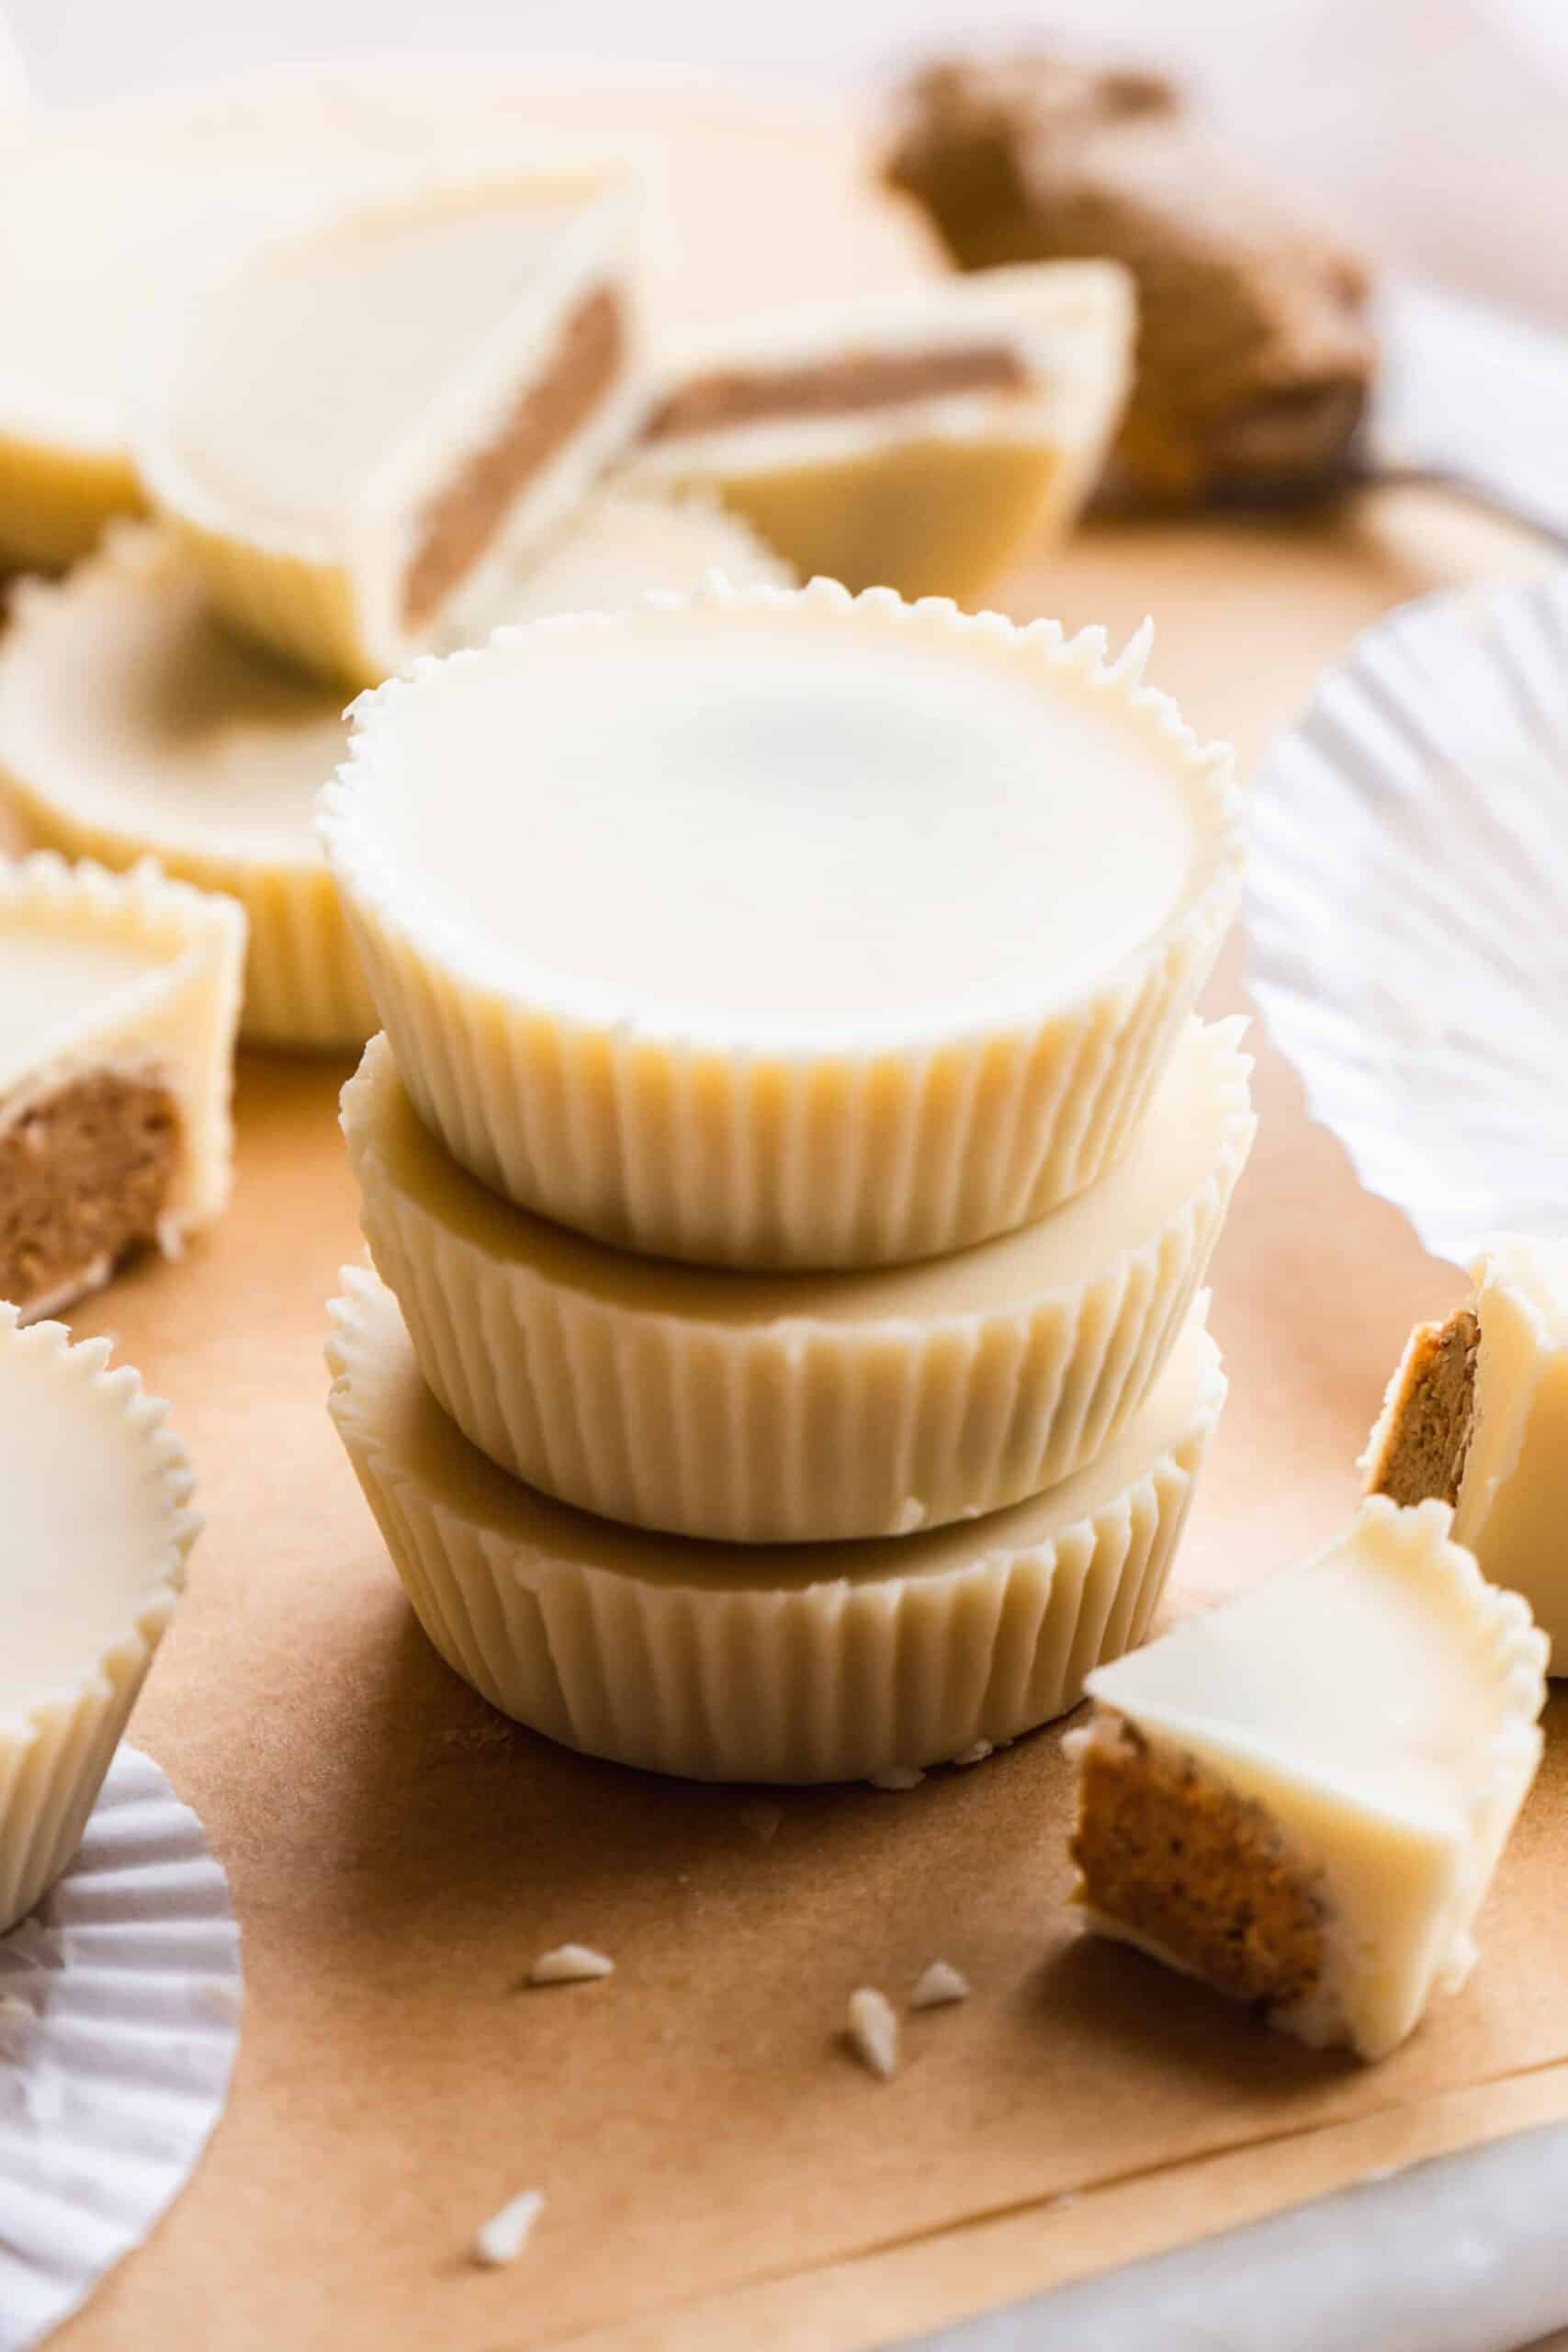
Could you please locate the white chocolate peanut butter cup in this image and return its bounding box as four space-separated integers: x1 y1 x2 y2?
1365 1233 1568 1668
1070 1497 1547 2060
0 854 244 1321
343 1017 1253 1542
321 578 1244 1271
620 259 1133 604
0 1306 199 1932
325 1269 1225 1783
0 528 372 1054
141 172 648 691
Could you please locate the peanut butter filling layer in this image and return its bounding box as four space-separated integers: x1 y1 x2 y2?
1366 1307 1479 1510
403 282 625 629
0 1070 181 1316
1072 1718 1325 2013
640 341 1032 444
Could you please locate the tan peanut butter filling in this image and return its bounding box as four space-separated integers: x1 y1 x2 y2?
640 340 1032 443
1072 1717 1325 2012
1366 1308 1480 1511
402 281 626 629
0 1070 181 1315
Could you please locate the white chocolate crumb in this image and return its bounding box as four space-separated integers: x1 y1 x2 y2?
526 1943 615 1986
471 2188 545 2267
846 1987 899 2081
910 1961 970 2010
868 1765 925 1792
893 1498 927 1534
951 1740 994 1768
1044 2190 1078 2214
739 1801 783 1843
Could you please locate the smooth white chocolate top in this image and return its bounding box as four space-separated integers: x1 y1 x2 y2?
1087 1496 1541 1829
0 533 343 865
158 176 613 551
0 921 170 1096
0 1311 194 1717
329 584 1234 1049
333 1276 1222 1594
349 1014 1249 1325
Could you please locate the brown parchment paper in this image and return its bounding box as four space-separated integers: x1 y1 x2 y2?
37 95 1568 2352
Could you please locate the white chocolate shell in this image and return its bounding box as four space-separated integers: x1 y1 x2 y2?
343 1016 1252 1541
0 851 244 1261
620 259 1133 604
0 1306 200 1932
141 173 648 690
325 1268 1225 1783
321 578 1244 1270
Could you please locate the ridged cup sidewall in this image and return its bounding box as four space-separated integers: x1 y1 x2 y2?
323 583 1245 1269
345 1021 1253 1540
328 1280 1224 1783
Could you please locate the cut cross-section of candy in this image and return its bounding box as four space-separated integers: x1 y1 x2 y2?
142 172 647 689
0 854 243 1319
620 260 1133 602
1366 1235 1568 1668
1069 1496 1548 2059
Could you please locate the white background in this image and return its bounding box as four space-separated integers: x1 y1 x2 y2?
6 0 1568 333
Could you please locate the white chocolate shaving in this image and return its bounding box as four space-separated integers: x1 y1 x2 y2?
910 1961 971 2010
846 1987 899 2081
868 1765 925 1792
526 1943 614 1986
471 2188 545 2267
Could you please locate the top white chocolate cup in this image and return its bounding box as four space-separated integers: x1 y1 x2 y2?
321 578 1243 1270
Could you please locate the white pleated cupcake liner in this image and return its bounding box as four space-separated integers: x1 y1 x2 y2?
328 1269 1225 1784
322 580 1244 1270
0 1744 241 2352
344 1019 1253 1542
1247 564 1568 1266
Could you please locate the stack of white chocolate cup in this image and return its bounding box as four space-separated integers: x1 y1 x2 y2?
325 576 1251 1783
